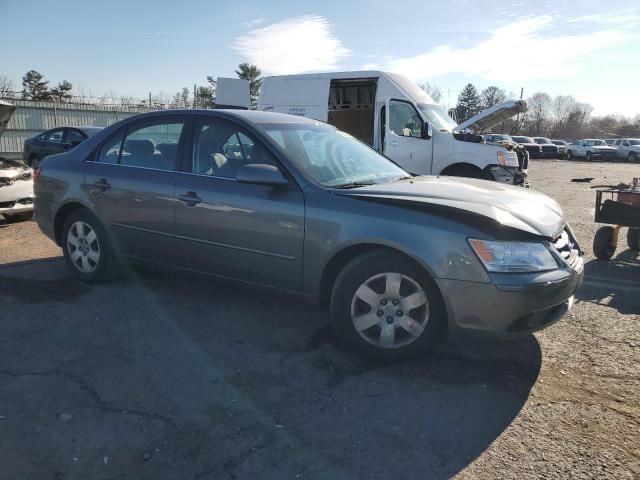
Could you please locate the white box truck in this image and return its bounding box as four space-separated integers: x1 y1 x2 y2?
258 71 527 185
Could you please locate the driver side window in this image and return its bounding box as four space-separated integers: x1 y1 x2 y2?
389 100 423 138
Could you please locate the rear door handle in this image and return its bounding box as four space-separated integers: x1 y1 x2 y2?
90 179 111 190
178 191 202 206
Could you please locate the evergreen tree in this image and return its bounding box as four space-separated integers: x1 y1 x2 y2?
455 83 482 123
21 70 50 101
51 80 73 103
235 63 262 109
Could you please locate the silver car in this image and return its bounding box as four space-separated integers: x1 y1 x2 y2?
34 110 583 360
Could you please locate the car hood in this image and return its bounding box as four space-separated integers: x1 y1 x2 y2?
340 176 565 238
456 100 528 133
593 145 616 151
0 100 16 139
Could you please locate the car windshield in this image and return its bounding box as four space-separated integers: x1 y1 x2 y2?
630 139 640 145
534 138 551 144
262 123 409 187
80 127 103 136
514 136 535 143
417 103 457 131
587 140 606 146
490 135 512 141
552 140 566 145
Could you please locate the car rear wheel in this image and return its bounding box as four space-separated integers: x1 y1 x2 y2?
627 228 640 251
330 250 445 361
629 152 637 163
593 226 616 260
62 209 118 283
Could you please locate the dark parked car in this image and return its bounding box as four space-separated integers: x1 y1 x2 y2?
532 137 560 158
23 126 102 168
34 110 583 360
512 136 543 159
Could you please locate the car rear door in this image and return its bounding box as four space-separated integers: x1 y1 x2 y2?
173 117 305 291
84 116 186 263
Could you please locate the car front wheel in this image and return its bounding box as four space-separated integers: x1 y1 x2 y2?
330 250 445 361
62 209 118 283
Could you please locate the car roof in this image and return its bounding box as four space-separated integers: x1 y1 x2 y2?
123 108 324 126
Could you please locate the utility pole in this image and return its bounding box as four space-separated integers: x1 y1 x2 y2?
149 92 152 109
193 83 197 109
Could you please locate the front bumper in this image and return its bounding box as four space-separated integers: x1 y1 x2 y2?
0 181 35 215
437 266 583 339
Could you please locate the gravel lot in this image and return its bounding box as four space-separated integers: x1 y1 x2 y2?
0 160 638 479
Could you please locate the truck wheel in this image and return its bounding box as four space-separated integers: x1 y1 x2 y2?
627 228 640 251
586 152 592 162
629 152 637 163
330 250 446 361
593 226 616 260
567 150 574 160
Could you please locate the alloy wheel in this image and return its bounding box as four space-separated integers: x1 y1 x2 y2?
66 221 100 273
350 272 429 349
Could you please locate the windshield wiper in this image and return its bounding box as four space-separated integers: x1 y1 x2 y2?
331 180 379 189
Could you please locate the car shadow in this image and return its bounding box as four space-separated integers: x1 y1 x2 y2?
1 260 542 480
577 250 640 314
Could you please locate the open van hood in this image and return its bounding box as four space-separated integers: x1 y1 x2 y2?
0 100 16 139
456 100 527 134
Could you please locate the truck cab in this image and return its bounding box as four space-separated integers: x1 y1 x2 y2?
258 71 527 185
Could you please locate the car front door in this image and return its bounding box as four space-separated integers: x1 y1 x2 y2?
620 140 630 157
383 99 432 174
173 117 305 291
84 117 186 262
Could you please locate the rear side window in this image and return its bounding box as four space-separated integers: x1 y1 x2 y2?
121 122 184 170
97 132 124 164
66 129 86 144
96 120 184 170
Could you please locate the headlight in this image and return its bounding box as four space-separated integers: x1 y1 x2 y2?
497 151 519 167
469 239 558 273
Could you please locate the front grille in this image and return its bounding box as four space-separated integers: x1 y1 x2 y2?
542 145 558 152
552 228 583 272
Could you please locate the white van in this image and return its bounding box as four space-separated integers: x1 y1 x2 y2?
258 71 527 185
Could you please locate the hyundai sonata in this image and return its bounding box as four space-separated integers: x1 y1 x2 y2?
34 110 583 360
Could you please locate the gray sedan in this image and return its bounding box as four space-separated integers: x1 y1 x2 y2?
34 110 583 360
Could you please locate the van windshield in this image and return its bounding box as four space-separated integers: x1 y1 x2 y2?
262 123 409 188
417 103 457 131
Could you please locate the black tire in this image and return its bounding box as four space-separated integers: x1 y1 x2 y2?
567 150 574 160
629 152 637 163
442 166 486 180
586 152 592 162
593 226 616 260
627 228 640 251
28 155 41 169
330 250 446 361
61 209 119 283
3 212 33 222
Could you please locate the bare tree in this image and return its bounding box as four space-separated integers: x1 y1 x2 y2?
550 95 577 137
418 82 443 103
525 92 552 136
0 76 14 99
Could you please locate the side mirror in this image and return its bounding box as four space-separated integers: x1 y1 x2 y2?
422 122 433 140
236 164 288 187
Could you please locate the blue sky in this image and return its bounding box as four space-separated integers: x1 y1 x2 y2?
2 0 639 115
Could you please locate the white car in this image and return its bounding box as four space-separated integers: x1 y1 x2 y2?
613 138 640 162
0 101 35 222
567 139 617 161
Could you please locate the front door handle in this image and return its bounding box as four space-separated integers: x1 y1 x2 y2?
90 179 111 190
178 191 202 206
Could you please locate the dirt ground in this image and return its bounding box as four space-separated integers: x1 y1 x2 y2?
0 160 638 479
